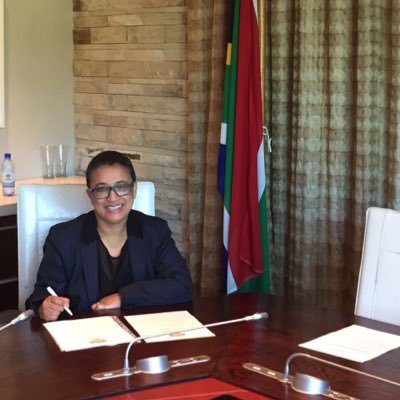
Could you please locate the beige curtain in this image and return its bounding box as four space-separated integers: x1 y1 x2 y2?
266 1 400 310
186 1 231 296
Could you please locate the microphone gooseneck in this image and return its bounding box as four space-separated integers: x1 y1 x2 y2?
123 311 268 372
245 312 268 321
283 352 400 388
0 309 34 332
11 309 34 325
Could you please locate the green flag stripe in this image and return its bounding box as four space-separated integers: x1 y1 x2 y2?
223 0 240 214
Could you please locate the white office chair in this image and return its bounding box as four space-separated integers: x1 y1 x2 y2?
354 207 400 326
17 182 155 310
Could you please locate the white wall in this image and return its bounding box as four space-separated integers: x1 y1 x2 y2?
0 0 74 179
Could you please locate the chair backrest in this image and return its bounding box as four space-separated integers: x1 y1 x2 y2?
17 181 155 310
354 207 400 326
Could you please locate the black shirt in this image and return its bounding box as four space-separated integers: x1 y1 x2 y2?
98 238 132 297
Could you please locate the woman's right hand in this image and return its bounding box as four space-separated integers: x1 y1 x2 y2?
38 295 70 321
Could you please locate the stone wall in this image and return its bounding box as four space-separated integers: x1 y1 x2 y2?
72 0 188 254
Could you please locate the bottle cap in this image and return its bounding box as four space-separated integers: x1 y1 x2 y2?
4 153 11 159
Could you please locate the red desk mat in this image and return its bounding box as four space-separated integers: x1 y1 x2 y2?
105 377 274 400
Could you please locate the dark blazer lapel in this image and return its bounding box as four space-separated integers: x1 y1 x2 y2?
127 211 149 281
80 212 100 306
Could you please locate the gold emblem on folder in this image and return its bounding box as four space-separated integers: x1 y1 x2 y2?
89 338 107 344
169 332 185 337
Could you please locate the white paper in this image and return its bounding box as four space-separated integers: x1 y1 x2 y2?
44 316 136 352
124 310 215 343
299 324 400 362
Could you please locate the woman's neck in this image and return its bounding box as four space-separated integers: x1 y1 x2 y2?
97 222 127 257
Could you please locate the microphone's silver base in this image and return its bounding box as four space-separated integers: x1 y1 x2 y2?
92 355 210 381
243 363 359 400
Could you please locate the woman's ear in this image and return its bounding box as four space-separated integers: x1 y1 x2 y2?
132 182 138 199
86 188 95 205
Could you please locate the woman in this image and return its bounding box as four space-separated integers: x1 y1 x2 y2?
26 150 193 321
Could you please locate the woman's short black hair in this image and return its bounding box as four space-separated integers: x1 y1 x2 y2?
86 150 136 187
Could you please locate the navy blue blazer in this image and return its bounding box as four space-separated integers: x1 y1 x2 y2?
25 210 193 315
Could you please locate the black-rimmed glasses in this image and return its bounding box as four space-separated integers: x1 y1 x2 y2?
89 182 134 199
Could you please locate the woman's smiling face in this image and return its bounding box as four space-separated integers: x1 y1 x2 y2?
87 163 136 227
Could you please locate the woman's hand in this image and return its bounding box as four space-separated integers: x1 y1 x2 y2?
91 293 122 311
38 295 70 321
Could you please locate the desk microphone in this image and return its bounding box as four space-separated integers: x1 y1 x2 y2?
0 309 34 332
243 351 400 398
92 311 268 381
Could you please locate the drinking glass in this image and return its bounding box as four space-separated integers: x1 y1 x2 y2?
54 145 68 177
40 145 55 179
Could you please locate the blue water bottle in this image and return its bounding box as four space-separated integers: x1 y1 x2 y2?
2 153 15 196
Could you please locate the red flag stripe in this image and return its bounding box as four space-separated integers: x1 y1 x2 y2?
227 0 264 289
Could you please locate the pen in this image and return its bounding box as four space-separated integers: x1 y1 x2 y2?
46 286 73 316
